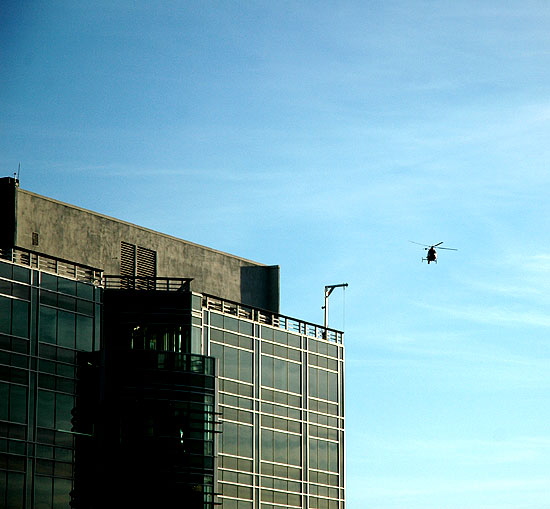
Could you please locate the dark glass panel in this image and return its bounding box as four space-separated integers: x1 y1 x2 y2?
34 475 52 509
76 281 94 300
239 320 253 336
0 383 8 420
0 297 11 334
328 372 338 402
11 283 30 301
274 330 287 344
239 350 253 383
288 434 301 466
57 294 76 312
0 261 12 279
210 312 223 329
41 273 57 291
239 424 253 458
273 358 288 391
328 442 338 473
309 439 318 469
11 300 29 338
192 294 202 310
221 421 238 456
57 311 75 349
239 336 254 350
75 315 93 351
55 394 73 431
39 307 57 344
210 328 223 342
288 362 301 394
9 385 27 423
287 333 301 348
76 298 93 315
11 338 27 355
53 477 71 508
6 471 25 509
261 356 273 387
318 439 328 470
191 325 202 354
0 279 12 297
260 326 273 341
37 390 55 428
224 346 238 380
40 290 57 307
57 278 76 296
224 316 239 332
273 430 287 464
261 429 273 461
39 344 56 361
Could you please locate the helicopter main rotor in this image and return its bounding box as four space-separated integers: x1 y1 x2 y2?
409 241 457 251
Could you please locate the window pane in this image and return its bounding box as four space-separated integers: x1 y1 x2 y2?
288 434 301 466
309 367 317 397
12 300 29 338
0 296 11 334
34 475 52 509
53 478 71 509
221 422 238 455
41 273 57 291
39 307 57 344
75 315 93 351
55 394 74 431
6 472 25 509
9 385 27 423
0 382 8 420
57 311 75 349
328 372 338 402
224 346 239 380
239 350 253 383
37 390 55 428
288 363 301 394
261 429 273 461
76 282 93 300
273 358 287 391
261 356 273 387
273 430 287 463
239 424 253 458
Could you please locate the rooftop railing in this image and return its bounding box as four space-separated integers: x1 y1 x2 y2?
103 275 193 292
0 247 103 284
203 294 344 344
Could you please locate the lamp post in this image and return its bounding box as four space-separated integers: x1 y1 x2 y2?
323 283 348 328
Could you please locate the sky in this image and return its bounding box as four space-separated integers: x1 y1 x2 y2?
2 1 550 507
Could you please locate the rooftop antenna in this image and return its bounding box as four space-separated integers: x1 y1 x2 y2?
13 163 20 184
323 283 348 328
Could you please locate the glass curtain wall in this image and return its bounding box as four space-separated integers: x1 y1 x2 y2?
205 308 345 509
0 259 101 509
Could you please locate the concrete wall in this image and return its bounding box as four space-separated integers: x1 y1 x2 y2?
8 182 279 312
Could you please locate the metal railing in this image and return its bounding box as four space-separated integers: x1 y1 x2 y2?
0 247 103 284
203 294 344 344
103 275 193 292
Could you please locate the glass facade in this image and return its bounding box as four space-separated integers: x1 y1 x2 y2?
0 258 101 509
204 298 345 509
1 256 345 509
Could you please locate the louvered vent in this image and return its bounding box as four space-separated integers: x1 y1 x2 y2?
120 241 136 277
137 246 156 278
120 242 157 289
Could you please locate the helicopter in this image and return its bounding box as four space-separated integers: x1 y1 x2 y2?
410 241 457 264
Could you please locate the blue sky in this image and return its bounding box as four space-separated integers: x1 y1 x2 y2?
3 1 550 507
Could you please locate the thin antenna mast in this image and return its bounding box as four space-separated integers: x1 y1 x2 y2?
323 283 348 328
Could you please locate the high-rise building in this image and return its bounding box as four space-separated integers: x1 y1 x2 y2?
0 177 345 509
